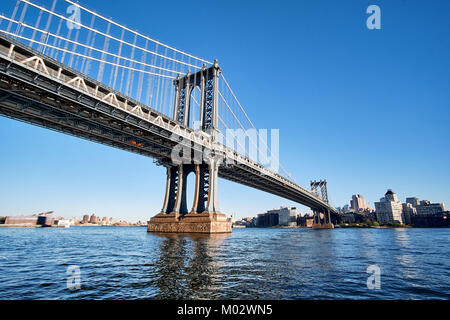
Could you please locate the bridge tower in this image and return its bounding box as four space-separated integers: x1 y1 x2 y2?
147 61 231 233
310 180 334 229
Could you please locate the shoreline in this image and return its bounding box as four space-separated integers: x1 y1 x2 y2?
0 224 147 228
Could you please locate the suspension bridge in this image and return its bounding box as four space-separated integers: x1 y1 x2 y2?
0 0 337 233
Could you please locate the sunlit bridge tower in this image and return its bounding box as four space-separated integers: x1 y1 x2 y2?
310 180 334 229
147 61 232 233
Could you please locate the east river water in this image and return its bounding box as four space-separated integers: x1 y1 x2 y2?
0 226 448 299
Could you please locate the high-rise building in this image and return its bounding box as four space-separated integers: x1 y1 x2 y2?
351 194 368 212
375 189 404 224
402 196 448 227
255 207 297 227
406 197 420 207
402 203 417 225
89 214 97 224
405 197 446 215
82 215 89 224
276 207 298 226
256 211 278 227
416 202 446 215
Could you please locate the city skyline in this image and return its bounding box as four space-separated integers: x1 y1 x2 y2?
1 0 450 221
0 0 449 304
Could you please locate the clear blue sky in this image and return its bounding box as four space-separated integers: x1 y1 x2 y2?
1 0 450 221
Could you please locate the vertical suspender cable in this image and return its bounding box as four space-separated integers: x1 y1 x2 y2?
68 26 80 68
127 33 137 97
30 9 43 49
16 3 28 37
81 15 95 76
136 40 148 103
38 0 56 53
7 0 20 33
50 17 62 59
146 43 158 108
60 24 72 65
97 22 111 82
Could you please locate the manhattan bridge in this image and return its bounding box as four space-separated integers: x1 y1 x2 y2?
0 0 338 233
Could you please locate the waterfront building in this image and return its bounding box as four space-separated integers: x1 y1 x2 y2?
242 217 253 224
410 211 450 227
82 215 89 224
4 215 39 226
402 203 417 225
255 207 297 227
232 220 248 228
276 207 298 226
4 211 54 227
234 217 254 228
256 211 278 227
406 197 420 207
416 202 446 215
54 219 71 227
89 214 97 224
375 189 404 224
69 218 79 225
351 194 368 212
402 197 446 225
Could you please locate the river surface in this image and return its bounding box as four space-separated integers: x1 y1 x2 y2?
0 226 448 299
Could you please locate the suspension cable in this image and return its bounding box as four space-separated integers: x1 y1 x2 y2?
63 0 212 66
0 15 181 75
220 73 294 181
1 29 176 79
218 91 260 156
20 0 205 70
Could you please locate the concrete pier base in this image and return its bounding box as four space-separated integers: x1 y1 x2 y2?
312 222 334 229
147 212 232 234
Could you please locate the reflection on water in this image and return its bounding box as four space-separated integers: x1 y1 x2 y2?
393 229 419 282
152 233 229 299
0 227 449 299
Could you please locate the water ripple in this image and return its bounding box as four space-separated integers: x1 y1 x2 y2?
0 227 449 299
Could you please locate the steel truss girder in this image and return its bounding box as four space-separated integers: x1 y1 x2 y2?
0 89 173 160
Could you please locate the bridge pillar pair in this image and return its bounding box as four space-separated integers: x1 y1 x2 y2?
147 61 230 234
147 162 231 234
161 163 218 215
312 209 334 229
310 180 334 229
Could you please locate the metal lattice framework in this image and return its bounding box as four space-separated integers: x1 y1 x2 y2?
310 180 329 204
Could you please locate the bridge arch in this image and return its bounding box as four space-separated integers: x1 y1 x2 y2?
172 62 220 134
188 85 202 130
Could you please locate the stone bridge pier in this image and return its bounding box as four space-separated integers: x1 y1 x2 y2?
147 162 231 233
312 209 334 229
